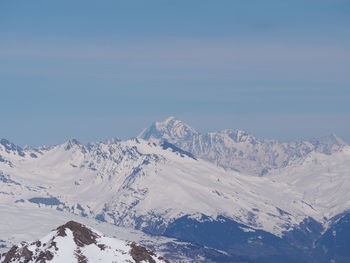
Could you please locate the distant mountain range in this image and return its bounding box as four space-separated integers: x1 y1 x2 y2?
139 116 347 175
1 117 349 263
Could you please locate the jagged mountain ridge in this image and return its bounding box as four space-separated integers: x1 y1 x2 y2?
0 220 170 263
138 116 347 175
1 136 350 236
0 137 297 235
1 119 350 262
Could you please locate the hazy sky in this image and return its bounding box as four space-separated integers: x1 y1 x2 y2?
1 0 349 146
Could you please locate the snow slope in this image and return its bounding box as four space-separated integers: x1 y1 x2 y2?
268 146 350 224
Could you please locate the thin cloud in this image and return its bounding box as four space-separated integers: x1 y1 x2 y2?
0 38 349 82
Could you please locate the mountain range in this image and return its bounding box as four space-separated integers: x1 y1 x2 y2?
0 117 349 263
139 116 347 175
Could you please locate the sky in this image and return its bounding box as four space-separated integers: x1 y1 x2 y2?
0 0 349 146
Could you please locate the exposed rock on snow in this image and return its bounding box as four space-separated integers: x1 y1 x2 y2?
0 221 170 263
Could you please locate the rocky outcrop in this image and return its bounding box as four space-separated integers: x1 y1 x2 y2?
0 221 170 263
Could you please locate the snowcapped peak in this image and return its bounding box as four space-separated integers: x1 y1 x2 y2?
67 138 81 145
0 221 170 263
0 138 25 157
138 116 199 142
219 129 257 143
154 116 194 131
55 221 101 246
163 116 177 124
62 138 82 151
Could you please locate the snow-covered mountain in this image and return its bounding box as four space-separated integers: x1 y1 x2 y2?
1 119 350 262
138 117 347 175
0 220 170 263
3 136 350 237
0 137 289 235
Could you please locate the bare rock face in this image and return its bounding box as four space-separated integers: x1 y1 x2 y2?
130 243 170 263
56 221 100 247
0 221 170 263
0 243 53 263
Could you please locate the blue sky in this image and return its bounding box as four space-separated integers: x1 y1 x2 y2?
0 0 349 145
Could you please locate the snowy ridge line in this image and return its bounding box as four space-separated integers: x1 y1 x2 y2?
138 116 348 175
1 129 350 237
